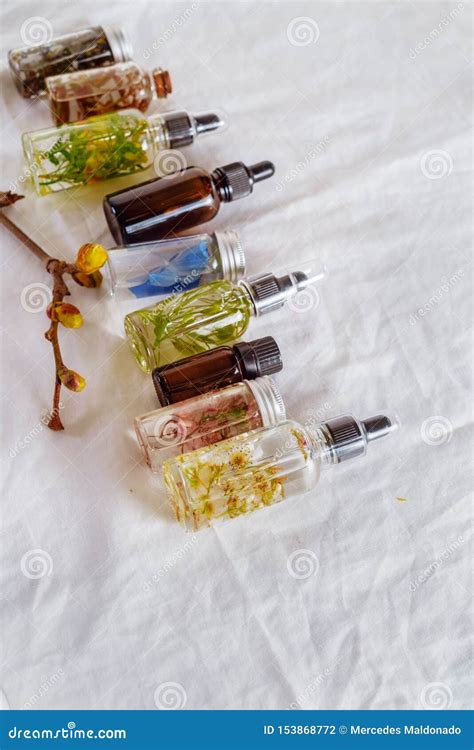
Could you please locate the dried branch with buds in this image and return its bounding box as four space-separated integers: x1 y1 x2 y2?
0 190 108 431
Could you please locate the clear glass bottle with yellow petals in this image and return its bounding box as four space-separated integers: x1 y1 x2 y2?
163 413 398 531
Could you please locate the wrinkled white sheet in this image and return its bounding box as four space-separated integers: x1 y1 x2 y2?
0 0 472 711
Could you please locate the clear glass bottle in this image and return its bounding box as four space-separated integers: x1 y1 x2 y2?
135 376 286 471
124 261 325 372
106 229 244 302
163 413 398 531
46 62 172 125
104 160 275 244
152 336 282 406
23 109 223 196
8 25 132 98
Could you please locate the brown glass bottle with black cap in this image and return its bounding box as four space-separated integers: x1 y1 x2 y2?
103 159 275 244
152 336 282 406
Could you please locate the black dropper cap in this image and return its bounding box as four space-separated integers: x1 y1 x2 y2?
163 111 223 148
234 336 282 378
212 161 275 202
323 413 394 463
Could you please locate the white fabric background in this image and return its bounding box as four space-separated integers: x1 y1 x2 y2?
0 0 472 711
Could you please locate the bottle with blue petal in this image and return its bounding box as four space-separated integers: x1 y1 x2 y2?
106 229 245 303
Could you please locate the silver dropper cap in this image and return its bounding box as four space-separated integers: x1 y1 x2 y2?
103 26 133 62
322 413 398 463
240 263 326 316
213 229 245 282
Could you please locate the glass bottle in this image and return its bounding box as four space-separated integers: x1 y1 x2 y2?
135 376 286 471
163 413 398 531
103 160 275 245
152 336 282 406
23 109 223 196
106 229 245 302
8 25 132 98
46 62 172 125
124 261 325 372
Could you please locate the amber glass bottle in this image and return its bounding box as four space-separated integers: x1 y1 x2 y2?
152 336 282 406
103 160 275 244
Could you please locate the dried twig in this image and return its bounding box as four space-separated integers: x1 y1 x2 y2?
0 191 107 431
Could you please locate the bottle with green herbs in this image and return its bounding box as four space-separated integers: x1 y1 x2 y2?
163 412 398 531
124 261 325 372
22 109 224 196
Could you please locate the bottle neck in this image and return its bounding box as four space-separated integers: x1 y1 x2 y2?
146 113 170 152
151 68 172 99
247 377 286 427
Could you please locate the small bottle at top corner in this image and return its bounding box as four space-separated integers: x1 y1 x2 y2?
106 228 245 303
8 25 132 98
135 375 286 472
22 109 224 196
103 160 276 245
163 412 400 531
124 260 325 373
46 62 172 125
152 336 283 406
